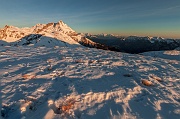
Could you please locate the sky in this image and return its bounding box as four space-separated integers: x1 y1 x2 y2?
0 0 180 38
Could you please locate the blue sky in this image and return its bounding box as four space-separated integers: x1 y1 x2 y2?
0 0 180 38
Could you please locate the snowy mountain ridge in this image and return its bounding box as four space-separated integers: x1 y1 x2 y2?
0 20 110 50
0 20 83 46
0 21 109 50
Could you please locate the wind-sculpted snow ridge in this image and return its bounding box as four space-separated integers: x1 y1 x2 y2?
0 46 179 119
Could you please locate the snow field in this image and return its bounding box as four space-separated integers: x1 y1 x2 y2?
0 46 179 119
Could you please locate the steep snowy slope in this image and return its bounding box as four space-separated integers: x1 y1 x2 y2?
0 46 179 119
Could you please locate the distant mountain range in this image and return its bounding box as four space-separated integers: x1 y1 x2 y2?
0 20 179 53
85 34 180 53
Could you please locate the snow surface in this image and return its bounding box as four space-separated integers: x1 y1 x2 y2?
0 45 179 119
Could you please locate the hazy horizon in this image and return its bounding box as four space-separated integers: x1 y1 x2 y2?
0 0 180 39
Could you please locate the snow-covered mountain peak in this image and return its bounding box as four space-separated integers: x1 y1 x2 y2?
54 20 75 33
58 20 65 26
0 20 79 44
29 20 75 35
0 25 28 42
2 25 19 31
3 25 10 29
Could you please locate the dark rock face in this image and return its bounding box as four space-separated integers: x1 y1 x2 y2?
87 36 180 54
21 34 42 45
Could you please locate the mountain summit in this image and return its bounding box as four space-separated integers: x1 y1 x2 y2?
0 20 78 44
32 20 75 34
